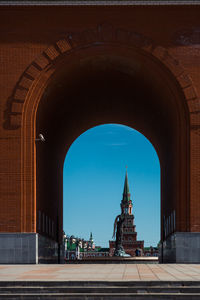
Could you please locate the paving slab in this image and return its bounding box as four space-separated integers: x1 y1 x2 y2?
0 264 200 281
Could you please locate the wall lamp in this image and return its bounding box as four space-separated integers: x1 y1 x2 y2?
35 134 45 142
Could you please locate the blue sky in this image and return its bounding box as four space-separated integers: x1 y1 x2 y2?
63 124 160 247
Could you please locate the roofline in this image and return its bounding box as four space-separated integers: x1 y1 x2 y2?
1 0 200 6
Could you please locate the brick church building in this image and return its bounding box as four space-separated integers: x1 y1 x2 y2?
109 171 144 257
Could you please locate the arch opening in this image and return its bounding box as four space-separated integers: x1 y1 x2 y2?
63 123 161 257
35 46 189 262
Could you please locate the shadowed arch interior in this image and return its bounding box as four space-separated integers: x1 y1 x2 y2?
35 45 190 246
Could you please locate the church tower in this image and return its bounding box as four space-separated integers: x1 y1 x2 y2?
109 170 144 257
121 170 133 216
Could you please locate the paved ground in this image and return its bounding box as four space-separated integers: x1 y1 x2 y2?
1 264 200 281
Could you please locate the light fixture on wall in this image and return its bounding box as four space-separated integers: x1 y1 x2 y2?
35 134 45 142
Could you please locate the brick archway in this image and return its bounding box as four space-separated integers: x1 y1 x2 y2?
6 25 199 129
5 24 199 128
2 24 200 263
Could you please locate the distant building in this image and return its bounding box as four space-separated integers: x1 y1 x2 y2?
144 246 159 257
109 171 144 257
88 232 95 250
64 233 109 260
80 248 110 259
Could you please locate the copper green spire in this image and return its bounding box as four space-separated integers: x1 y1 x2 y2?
122 169 131 203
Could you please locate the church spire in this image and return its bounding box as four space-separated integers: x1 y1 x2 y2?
90 232 93 242
122 169 131 203
121 169 133 215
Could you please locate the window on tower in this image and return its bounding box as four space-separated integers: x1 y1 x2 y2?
125 207 128 214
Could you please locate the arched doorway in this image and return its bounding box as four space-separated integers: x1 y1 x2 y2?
33 44 189 263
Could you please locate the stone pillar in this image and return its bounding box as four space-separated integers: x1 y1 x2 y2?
160 232 200 263
0 233 60 264
0 233 38 264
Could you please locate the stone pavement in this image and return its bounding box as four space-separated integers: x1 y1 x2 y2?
1 264 200 281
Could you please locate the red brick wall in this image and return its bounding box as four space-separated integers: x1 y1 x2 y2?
0 5 199 242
